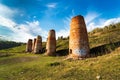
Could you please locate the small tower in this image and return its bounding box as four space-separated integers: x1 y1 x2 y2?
45 29 56 56
33 35 42 54
26 39 32 52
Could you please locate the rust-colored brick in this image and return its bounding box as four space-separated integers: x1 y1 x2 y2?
45 29 56 56
32 38 36 51
69 15 90 58
26 39 32 52
33 35 42 54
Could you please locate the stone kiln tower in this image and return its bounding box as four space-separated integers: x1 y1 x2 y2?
26 39 32 52
32 38 36 51
33 35 42 54
45 29 56 56
69 15 90 59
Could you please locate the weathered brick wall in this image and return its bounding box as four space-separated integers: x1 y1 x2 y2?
69 15 90 58
33 35 42 54
46 29 56 56
26 39 33 52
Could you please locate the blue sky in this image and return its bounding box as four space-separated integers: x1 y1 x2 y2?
0 0 120 42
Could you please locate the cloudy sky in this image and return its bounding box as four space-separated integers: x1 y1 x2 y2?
0 0 120 42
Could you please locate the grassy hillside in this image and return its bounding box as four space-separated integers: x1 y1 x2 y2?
0 23 120 80
89 23 120 48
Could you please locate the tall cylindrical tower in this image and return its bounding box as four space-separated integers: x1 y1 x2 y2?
26 39 32 52
33 35 42 54
45 29 56 56
69 15 89 58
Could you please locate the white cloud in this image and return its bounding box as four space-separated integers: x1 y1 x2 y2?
102 18 120 26
15 21 48 42
85 11 100 24
0 3 18 29
56 27 69 39
0 18 48 42
0 16 16 28
84 11 120 32
87 17 120 32
0 4 17 41
0 3 17 18
0 4 48 42
46 3 57 8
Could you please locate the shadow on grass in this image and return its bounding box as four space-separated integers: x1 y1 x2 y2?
47 62 61 67
56 41 120 57
56 49 69 56
90 41 120 57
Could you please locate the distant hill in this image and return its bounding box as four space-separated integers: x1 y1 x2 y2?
0 40 23 50
89 22 120 47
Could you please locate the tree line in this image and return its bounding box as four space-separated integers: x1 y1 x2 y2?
0 40 23 50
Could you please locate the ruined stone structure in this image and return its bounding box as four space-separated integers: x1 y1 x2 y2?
32 38 36 51
69 15 90 59
33 35 42 54
26 39 33 52
45 29 56 56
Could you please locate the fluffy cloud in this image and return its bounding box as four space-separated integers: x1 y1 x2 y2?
0 16 16 28
85 11 120 31
13 21 48 42
0 17 48 42
56 27 69 38
0 3 17 18
87 17 120 32
0 4 47 42
0 3 17 30
85 11 100 24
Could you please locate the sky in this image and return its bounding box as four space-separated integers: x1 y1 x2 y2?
0 0 120 42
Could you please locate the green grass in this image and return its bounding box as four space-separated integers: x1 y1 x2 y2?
89 28 120 48
0 48 120 80
0 44 26 53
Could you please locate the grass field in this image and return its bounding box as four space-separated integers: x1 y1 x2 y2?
0 47 120 80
